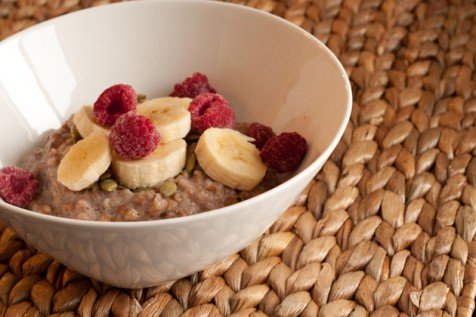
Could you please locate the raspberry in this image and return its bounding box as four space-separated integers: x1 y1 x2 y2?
110 112 160 160
189 93 236 133
93 84 137 126
248 122 276 150
170 72 216 98
260 132 308 173
0 166 39 207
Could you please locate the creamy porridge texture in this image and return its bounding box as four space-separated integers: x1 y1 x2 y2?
20 120 278 221
0 72 308 221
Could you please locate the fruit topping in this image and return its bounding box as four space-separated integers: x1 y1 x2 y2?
195 128 266 191
93 84 137 126
189 93 236 133
57 131 112 191
74 105 110 138
110 112 160 160
170 72 216 98
260 132 308 173
0 166 39 207
112 139 186 189
248 122 276 150
137 97 191 143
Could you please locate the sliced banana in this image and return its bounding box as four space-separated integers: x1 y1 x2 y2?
57 131 112 191
150 97 192 109
73 105 110 138
112 139 187 189
195 128 267 191
138 97 191 143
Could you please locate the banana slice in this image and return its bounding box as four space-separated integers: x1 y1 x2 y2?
138 97 191 143
73 105 110 138
195 128 267 191
112 139 187 189
57 131 112 191
150 97 192 109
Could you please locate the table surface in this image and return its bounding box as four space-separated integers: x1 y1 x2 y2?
0 0 475 316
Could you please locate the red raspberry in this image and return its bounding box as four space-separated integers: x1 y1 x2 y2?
93 84 137 126
0 166 39 207
170 72 216 98
189 93 236 133
260 132 308 173
110 112 160 160
248 122 276 150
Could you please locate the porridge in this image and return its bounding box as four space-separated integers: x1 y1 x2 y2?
0 72 308 221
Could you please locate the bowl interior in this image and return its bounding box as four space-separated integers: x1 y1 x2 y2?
0 0 350 178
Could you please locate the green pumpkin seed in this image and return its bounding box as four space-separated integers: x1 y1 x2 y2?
159 181 177 197
100 179 118 192
185 133 201 143
70 125 81 142
137 94 147 103
186 153 197 174
99 172 112 180
133 187 153 193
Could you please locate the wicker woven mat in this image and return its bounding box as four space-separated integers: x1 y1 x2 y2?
1 0 476 316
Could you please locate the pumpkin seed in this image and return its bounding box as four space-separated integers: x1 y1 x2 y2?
133 187 153 193
70 125 81 142
186 152 197 174
99 172 111 180
159 181 177 197
100 179 117 192
185 133 201 142
137 94 147 103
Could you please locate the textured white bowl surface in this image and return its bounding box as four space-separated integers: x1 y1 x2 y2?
0 0 351 287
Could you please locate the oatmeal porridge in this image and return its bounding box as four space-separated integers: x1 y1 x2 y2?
0 72 308 221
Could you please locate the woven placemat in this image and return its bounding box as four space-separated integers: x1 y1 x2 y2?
1 0 476 316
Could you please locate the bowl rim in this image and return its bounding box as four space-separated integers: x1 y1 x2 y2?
0 0 352 228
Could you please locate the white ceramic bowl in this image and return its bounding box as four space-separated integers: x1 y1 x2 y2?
0 0 351 288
